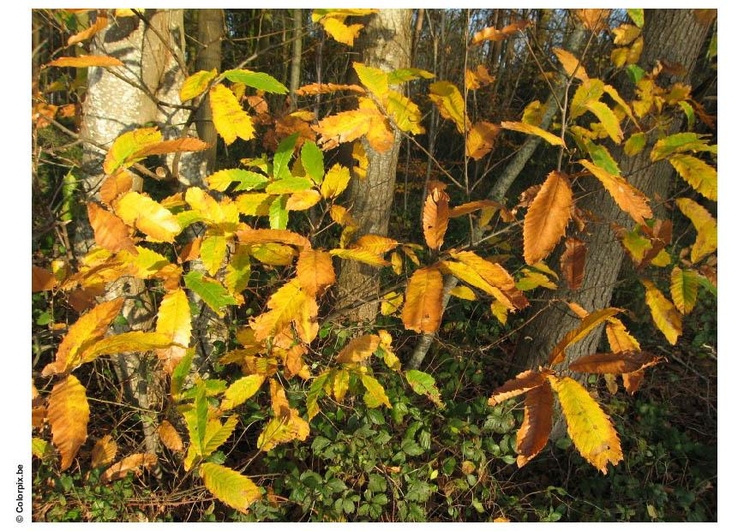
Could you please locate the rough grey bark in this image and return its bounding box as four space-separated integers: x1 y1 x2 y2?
510 9 714 438
336 9 414 324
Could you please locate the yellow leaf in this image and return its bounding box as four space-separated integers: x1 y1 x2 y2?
585 101 623 144
353 62 389 102
330 205 358 228
548 375 623 473
200 463 262 514
516 380 554 467
612 24 641 46
103 127 162 175
570 79 605 119
320 163 352 199
250 243 297 266
605 318 641 353
553 48 589 81
251 279 318 344
114 191 182 242
47 55 123 69
523 171 573 265
675 198 716 263
336 335 381 364
330 247 390 267
155 289 192 374
79 331 172 364
180 69 218 102
490 299 509 325
450 250 529 310
439 260 514 309
236 227 311 249
501 121 564 147
549 308 623 365
386 91 425 135
669 154 717 201
642 279 682 345
221 374 265 411
48 375 89 471
101 453 157 483
381 291 404 315
670 266 699 315
361 373 392 409
287 189 322 211
423 181 450 250
91 434 117 468
466 121 502 160
579 160 652 225
401 267 444 333
210 84 254 145
158 420 184 453
429 81 467 133
41 298 124 377
360 98 395 153
449 285 476 301
257 410 310 451
297 249 336 297
353 234 399 255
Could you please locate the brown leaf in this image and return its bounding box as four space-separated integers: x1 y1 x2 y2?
516 380 554 467
549 308 622 365
158 420 185 453
91 434 117 468
32 265 57 292
488 369 548 406
99 170 134 205
560 237 586 290
523 171 573 265
67 15 109 45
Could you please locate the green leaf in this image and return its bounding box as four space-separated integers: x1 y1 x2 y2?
388 68 435 84
200 463 262 514
207 169 268 192
202 415 239 457
627 8 644 27
171 348 195 399
624 132 647 156
269 195 289 230
273 133 299 181
265 176 314 195
585 141 621 175
183 380 208 454
405 370 444 408
301 140 325 184
353 62 389 101
183 270 236 317
650 132 716 162
223 69 288 94
221 374 265 411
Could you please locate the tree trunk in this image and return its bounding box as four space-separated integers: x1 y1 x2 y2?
335 9 414 325
510 9 714 438
195 9 224 175
77 9 198 464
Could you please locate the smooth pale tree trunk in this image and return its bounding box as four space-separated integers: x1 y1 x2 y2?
77 9 198 464
510 9 714 438
195 9 224 175
336 9 414 324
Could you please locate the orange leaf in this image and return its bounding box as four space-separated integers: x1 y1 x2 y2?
579 160 652 225
549 307 622 365
47 55 124 68
330 247 390 267
158 420 185 453
336 334 381 364
67 15 109 46
87 202 138 255
156 289 192 374
569 351 662 374
99 170 134 205
516 380 554 467
101 453 157 483
401 267 444 334
132 137 210 159
353 234 399 255
449 200 502 218
523 171 573 265
488 369 548 406
48 375 89 471
466 121 502 160
236 227 311 249
313 107 373 151
560 237 586 290
553 47 589 81
320 163 352 199
622 371 645 395
297 249 336 296
423 181 450 250
42 298 124 377
91 434 117 468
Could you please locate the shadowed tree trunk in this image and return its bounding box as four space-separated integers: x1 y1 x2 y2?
336 9 414 325
510 9 715 439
